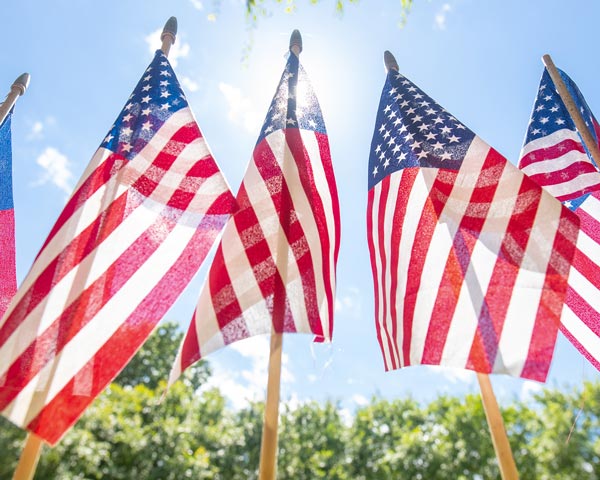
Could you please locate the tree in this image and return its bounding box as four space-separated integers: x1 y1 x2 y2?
114 322 210 390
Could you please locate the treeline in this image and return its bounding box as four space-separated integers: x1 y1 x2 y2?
1 323 598 479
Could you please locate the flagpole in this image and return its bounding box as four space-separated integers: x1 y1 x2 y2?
13 17 177 480
477 374 519 480
257 30 303 480
160 16 177 56
0 73 30 126
384 50 519 480
542 54 600 166
12 434 44 480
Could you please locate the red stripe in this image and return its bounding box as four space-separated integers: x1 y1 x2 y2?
24 221 224 445
565 285 600 338
0 195 180 410
527 160 600 200
402 170 441 366
519 138 586 169
180 311 202 372
0 209 16 319
208 242 247 342
374 177 398 370
315 131 341 337
388 170 417 367
284 129 332 337
366 188 387 368
41 153 126 251
251 139 314 333
419 168 468 365
0 192 132 347
521 208 576 380
559 322 600 372
423 151 505 365
466 161 538 372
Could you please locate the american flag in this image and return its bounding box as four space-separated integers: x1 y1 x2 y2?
519 67 600 371
367 67 579 381
169 50 340 383
0 112 16 319
0 50 235 445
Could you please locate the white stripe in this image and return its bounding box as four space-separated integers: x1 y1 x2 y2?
380 172 401 369
370 182 394 370
495 190 563 376
410 138 491 365
535 172 600 200
249 135 311 333
3 206 203 426
568 266 600 314
519 128 581 158
579 193 600 219
441 159 521 369
392 170 429 367
0 113 220 380
3 109 199 320
520 150 591 177
300 129 337 340
408 168 459 365
561 305 600 366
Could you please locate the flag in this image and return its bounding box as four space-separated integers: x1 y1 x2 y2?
367 67 579 381
519 67 600 371
0 50 235 445
169 49 340 383
0 112 17 319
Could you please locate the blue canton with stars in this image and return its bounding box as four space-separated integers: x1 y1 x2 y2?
256 52 326 146
525 68 600 211
368 71 475 190
101 50 188 160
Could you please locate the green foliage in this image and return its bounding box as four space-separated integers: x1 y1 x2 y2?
115 322 210 391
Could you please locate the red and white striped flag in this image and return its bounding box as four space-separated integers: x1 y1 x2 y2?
169 47 340 384
368 66 579 381
519 67 600 371
0 50 235 445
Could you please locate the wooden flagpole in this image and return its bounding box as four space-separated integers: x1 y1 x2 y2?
257 30 303 480
477 374 519 480
12 17 177 480
0 73 30 126
542 54 600 166
384 50 519 480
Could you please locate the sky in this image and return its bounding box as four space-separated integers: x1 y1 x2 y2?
2 0 600 420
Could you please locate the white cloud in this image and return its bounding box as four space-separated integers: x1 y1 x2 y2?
423 365 476 384
218 82 263 133
145 28 190 68
33 147 74 196
520 380 543 401
204 335 295 410
27 117 57 141
434 3 452 30
334 287 362 318
180 76 199 93
188 0 203 10
351 394 369 406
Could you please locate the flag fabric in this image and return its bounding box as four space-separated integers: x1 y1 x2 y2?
519 67 600 371
0 112 17 319
367 68 579 381
169 50 340 384
0 50 235 445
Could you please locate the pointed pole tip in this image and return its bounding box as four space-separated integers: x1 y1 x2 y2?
384 51 399 73
290 29 302 56
13 73 30 95
161 16 177 43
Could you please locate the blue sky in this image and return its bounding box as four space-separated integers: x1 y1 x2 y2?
2 0 600 417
